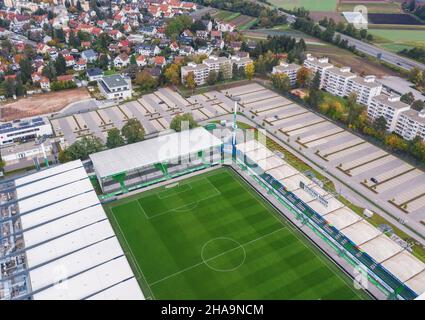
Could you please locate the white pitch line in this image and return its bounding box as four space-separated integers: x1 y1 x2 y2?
148 227 286 287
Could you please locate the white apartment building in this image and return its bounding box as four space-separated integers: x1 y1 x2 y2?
304 54 382 106
368 95 411 131
272 62 301 86
181 55 243 86
98 74 132 101
395 109 425 140
181 62 209 86
303 54 333 87
231 55 253 70
203 55 232 79
321 66 382 106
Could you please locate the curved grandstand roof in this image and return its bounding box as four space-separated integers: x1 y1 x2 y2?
90 127 223 179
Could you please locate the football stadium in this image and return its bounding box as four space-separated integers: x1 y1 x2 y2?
2 125 425 300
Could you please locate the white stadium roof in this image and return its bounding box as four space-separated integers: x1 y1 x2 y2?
9 160 144 300
90 127 222 179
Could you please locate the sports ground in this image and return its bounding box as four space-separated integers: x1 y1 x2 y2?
105 167 370 299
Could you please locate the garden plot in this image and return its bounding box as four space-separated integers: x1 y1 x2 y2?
364 163 413 188
118 105 134 119
340 149 387 172
280 173 313 192
373 169 422 194
326 142 372 162
323 207 363 230
84 111 103 128
340 220 381 245
283 118 325 135
109 107 127 123
267 165 298 181
382 251 425 282
348 155 395 177
218 103 232 113
298 126 343 146
359 235 403 264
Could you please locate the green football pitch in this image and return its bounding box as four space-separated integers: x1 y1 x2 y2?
105 167 370 300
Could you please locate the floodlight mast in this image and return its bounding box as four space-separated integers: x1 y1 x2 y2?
230 96 241 159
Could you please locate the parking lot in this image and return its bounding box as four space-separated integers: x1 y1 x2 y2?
223 83 425 229
51 83 425 231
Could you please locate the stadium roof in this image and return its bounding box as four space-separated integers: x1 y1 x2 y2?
90 127 223 179
0 160 145 300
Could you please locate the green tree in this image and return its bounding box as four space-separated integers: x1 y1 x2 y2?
121 119 145 143
135 70 158 91
19 58 32 84
61 136 104 161
55 54 67 76
271 72 291 93
401 92 415 105
164 63 181 85
347 92 363 127
3 78 16 97
207 70 218 85
411 99 424 111
42 61 57 81
106 128 125 149
373 116 388 132
307 72 323 109
170 113 198 132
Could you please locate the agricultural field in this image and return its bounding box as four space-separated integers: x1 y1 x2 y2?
337 1 402 14
269 0 337 12
367 28 425 52
367 13 425 25
105 168 369 300
210 9 258 30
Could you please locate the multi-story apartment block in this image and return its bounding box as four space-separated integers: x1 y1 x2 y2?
304 54 382 106
231 55 253 70
181 62 209 85
395 109 425 141
303 54 333 87
272 62 301 86
181 55 244 86
203 55 232 79
368 95 411 131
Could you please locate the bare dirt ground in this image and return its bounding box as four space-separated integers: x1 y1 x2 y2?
309 11 345 23
307 43 400 77
0 88 90 121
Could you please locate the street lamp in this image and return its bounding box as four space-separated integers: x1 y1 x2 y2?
230 96 241 159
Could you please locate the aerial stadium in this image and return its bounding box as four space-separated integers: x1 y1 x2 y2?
1 109 425 300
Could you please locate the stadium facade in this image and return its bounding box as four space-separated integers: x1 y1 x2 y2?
90 127 223 196
0 160 144 300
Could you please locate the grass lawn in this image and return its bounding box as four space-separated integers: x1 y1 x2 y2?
105 167 369 300
368 28 425 51
270 0 337 12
